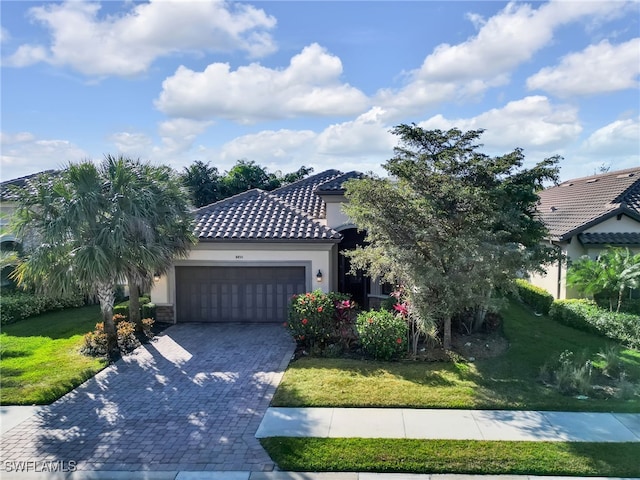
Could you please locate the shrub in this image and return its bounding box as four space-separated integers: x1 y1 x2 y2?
549 299 640 349
287 290 336 349
515 279 554 315
81 324 108 357
142 302 156 320
0 291 85 325
117 320 139 353
141 317 155 338
356 309 408 361
113 303 129 319
542 350 593 396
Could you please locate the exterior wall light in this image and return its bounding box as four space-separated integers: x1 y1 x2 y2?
316 269 323 282
153 272 161 282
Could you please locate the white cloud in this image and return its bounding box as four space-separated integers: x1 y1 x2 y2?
527 38 640 97
158 118 213 154
220 129 316 164
376 0 633 118
316 107 396 156
5 0 276 77
156 43 369 122
108 131 154 156
0 27 10 44
1 132 89 179
419 96 582 152
581 117 640 156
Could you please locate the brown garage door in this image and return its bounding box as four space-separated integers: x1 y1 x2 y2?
175 266 306 322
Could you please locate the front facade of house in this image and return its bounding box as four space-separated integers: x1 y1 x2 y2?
528 167 640 299
151 170 375 323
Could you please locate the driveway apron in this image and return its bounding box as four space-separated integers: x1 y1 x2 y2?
0 323 295 472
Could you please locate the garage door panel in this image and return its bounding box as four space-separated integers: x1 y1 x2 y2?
176 266 306 323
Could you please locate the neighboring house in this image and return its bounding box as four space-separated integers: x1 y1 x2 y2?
528 167 640 299
0 171 57 286
151 169 378 323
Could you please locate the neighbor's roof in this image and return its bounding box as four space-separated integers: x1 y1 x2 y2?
537 167 640 241
193 169 362 242
0 170 58 201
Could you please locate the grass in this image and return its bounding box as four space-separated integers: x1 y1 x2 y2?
0 305 107 405
272 300 640 412
261 438 640 477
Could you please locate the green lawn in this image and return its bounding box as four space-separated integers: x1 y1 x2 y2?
272 300 640 412
0 305 107 405
261 438 640 477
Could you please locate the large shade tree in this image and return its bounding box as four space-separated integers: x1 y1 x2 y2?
11 156 195 358
343 126 560 349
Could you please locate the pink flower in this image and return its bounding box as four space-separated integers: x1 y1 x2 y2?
317 306 323 312
302 318 308 325
368 318 374 324
393 303 408 317
396 338 403 344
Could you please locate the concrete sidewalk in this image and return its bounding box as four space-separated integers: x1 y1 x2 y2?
256 407 640 442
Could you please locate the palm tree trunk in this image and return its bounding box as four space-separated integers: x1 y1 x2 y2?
96 281 118 359
128 278 142 330
617 288 624 313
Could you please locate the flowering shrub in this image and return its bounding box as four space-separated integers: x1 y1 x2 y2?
356 309 408 361
287 290 335 348
141 317 155 338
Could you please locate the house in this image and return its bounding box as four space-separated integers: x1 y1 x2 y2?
528 167 640 299
151 169 379 323
0 171 58 286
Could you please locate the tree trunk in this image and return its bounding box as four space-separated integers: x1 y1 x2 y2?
128 278 142 331
617 288 624 313
443 316 451 350
96 281 118 360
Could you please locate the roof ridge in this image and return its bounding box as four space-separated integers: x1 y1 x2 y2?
558 166 640 185
269 169 343 195
193 188 265 212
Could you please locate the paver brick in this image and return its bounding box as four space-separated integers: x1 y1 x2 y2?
0 323 294 472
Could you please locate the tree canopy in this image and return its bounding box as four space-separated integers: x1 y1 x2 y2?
343 125 560 349
11 156 195 357
181 160 314 207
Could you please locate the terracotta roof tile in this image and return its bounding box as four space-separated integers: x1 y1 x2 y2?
537 167 640 240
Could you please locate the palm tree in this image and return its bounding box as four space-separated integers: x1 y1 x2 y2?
567 247 640 312
10 158 195 358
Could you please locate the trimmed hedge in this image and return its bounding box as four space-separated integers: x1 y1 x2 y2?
0 291 85 325
515 279 554 315
112 297 156 320
549 299 640 349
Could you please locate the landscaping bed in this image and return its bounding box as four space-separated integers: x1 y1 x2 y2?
273 300 640 412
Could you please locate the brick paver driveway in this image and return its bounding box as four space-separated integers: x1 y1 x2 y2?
1 323 295 472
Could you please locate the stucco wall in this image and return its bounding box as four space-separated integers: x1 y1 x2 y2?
151 242 335 308
583 214 639 233
324 197 353 229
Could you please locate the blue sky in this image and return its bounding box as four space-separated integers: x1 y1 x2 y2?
1 0 639 182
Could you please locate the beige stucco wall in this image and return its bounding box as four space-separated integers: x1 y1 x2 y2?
151 242 336 310
583 214 639 233
528 213 640 299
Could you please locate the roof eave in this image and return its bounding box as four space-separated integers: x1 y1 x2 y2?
557 205 640 241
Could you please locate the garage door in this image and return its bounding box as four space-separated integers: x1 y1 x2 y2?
175 266 306 322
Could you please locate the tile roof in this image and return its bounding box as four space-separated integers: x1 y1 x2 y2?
269 169 343 219
579 232 640 245
316 171 367 194
537 167 640 241
193 182 343 242
0 170 57 201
